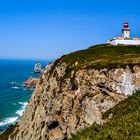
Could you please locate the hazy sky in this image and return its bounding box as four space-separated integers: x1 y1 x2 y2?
0 0 140 60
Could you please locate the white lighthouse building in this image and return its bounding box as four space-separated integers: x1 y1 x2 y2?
108 21 140 45
122 21 130 39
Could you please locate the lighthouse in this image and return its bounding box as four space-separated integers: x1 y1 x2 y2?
107 21 140 45
122 21 130 39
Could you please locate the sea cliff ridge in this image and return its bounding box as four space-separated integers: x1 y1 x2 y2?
1 44 140 140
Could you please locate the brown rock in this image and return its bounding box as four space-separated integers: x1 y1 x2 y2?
49 128 64 140
9 63 140 140
23 76 40 88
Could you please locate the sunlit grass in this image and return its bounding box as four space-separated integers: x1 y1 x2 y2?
60 44 140 69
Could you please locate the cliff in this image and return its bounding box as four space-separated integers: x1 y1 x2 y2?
70 91 140 139
5 44 140 140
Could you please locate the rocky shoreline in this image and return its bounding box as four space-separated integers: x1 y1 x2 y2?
23 77 40 89
8 61 140 140
2 44 140 140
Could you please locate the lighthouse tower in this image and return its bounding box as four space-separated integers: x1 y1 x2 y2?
122 21 131 39
108 21 140 45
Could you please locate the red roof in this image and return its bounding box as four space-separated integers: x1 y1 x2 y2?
124 21 129 28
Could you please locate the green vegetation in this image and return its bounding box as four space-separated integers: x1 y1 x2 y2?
70 91 140 140
57 44 140 88
59 44 140 69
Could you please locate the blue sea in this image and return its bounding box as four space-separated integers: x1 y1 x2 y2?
0 59 49 131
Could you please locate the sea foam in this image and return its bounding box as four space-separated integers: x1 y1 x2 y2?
0 117 18 126
0 102 28 127
11 86 20 89
16 102 28 116
10 81 17 84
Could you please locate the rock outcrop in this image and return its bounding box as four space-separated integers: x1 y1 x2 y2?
8 62 140 140
23 77 40 89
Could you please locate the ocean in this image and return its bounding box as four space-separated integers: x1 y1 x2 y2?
0 59 49 131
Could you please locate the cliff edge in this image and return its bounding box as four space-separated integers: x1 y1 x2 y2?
4 44 140 140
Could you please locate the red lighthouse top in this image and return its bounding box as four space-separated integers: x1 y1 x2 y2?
124 21 129 28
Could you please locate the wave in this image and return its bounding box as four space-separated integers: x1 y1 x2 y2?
18 102 28 106
10 81 24 90
0 102 28 128
16 102 28 116
0 117 18 127
1 81 32 92
11 86 29 91
11 86 20 89
10 81 17 85
22 88 27 91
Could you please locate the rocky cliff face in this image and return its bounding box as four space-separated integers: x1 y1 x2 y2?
8 61 140 140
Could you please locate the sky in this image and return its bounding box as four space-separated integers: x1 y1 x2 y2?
0 0 140 60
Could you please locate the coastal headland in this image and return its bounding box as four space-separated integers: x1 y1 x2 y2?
1 44 140 140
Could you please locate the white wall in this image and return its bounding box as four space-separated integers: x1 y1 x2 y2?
123 30 130 39
110 39 140 45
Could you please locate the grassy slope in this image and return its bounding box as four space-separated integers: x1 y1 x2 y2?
58 44 140 86
70 91 140 140
60 44 140 69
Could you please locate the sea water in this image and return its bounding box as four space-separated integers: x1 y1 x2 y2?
0 59 49 131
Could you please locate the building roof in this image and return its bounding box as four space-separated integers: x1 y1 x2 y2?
115 36 123 39
133 36 140 40
124 21 129 29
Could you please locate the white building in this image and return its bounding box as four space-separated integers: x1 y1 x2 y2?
108 21 140 45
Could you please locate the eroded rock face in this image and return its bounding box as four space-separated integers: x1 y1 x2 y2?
23 77 40 88
9 63 140 140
